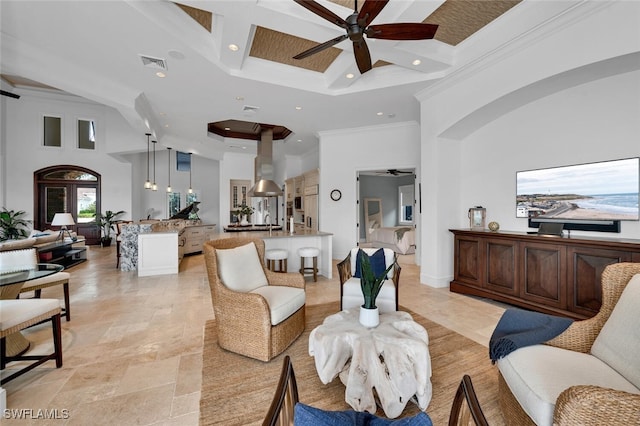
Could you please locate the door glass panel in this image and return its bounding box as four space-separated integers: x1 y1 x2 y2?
168 193 181 218
46 187 67 223
44 116 62 147
78 119 96 150
77 187 97 223
43 170 97 181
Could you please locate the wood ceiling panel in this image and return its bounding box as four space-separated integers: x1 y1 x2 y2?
249 26 342 73
175 3 212 33
424 0 521 46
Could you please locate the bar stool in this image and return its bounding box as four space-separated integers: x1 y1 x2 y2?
298 247 320 282
265 249 288 273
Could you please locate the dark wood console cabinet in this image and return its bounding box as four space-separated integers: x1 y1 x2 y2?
450 229 640 319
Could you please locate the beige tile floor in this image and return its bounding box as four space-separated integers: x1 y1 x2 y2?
1 244 506 425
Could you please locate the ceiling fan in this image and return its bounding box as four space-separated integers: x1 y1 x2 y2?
292 0 438 74
377 169 413 176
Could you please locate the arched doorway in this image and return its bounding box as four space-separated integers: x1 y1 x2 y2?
34 165 101 245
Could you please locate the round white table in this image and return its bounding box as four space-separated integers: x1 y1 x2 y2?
308 309 432 418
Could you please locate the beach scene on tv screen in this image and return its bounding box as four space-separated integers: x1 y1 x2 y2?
516 158 640 221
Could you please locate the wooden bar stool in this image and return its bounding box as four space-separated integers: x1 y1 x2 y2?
265 249 288 273
298 247 319 282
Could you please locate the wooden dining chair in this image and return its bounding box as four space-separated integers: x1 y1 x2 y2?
448 375 489 426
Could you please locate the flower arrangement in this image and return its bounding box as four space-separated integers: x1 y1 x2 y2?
233 204 255 218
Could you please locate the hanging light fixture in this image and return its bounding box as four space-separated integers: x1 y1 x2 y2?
166 147 172 193
152 140 158 191
188 153 193 194
144 133 152 189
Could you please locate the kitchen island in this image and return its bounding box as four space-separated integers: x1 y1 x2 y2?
214 229 333 279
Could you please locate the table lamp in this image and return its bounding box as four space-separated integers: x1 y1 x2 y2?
51 213 76 242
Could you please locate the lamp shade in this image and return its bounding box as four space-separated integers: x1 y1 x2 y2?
51 213 75 226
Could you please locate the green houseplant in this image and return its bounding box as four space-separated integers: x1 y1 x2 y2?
0 208 31 241
94 210 125 247
358 249 396 327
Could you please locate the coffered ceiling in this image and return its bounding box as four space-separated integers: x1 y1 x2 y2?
0 0 587 159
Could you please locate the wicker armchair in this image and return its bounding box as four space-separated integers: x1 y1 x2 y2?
498 262 640 426
203 238 305 362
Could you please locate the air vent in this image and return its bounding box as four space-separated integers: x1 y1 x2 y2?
139 55 167 70
242 105 260 114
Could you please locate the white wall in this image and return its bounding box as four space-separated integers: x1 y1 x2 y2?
319 122 421 259
417 2 640 288
2 90 133 223
460 70 640 238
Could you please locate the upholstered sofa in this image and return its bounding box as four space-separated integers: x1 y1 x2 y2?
496 263 640 426
0 230 74 252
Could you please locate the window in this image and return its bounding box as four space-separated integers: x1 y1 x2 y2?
78 119 96 150
43 116 62 147
398 184 414 225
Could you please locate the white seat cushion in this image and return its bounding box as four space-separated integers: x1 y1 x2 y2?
0 299 61 331
21 271 70 289
265 249 288 260
497 344 640 426
216 242 268 292
341 277 396 313
298 247 319 257
250 286 305 325
591 273 640 389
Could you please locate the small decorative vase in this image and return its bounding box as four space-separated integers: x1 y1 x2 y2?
240 215 249 226
488 221 500 232
359 306 379 328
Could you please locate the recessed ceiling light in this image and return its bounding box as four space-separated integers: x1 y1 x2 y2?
376 112 384 116
297 139 302 143
224 127 231 131
228 44 239 51
156 71 166 78
235 96 244 101
295 106 302 110
346 73 354 79
164 124 169 128
412 59 421 66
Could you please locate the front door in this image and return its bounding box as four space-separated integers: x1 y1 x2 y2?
35 166 101 245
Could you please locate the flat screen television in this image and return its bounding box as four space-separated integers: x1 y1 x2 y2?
516 157 639 232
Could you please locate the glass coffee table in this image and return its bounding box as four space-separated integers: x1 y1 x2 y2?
0 264 64 356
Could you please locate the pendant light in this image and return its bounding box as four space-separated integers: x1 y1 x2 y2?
152 140 158 191
144 133 152 189
188 153 193 194
166 147 172 193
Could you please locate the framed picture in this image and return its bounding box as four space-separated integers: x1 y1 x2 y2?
468 206 486 230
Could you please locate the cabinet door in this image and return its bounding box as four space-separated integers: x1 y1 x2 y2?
453 236 482 287
566 247 632 318
484 238 518 296
520 242 566 309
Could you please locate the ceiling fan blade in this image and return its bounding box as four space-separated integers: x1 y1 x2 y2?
353 39 372 74
366 23 439 40
357 0 389 27
293 34 348 60
293 0 348 29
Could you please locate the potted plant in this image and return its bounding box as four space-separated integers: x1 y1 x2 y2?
94 210 125 247
233 204 255 226
0 208 31 241
358 249 396 327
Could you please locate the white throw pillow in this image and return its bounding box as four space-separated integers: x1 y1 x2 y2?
591 273 640 389
216 242 268 292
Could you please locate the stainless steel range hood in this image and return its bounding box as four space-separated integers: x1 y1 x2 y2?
248 128 283 197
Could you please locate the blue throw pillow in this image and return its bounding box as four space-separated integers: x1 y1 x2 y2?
293 403 433 426
354 248 387 280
